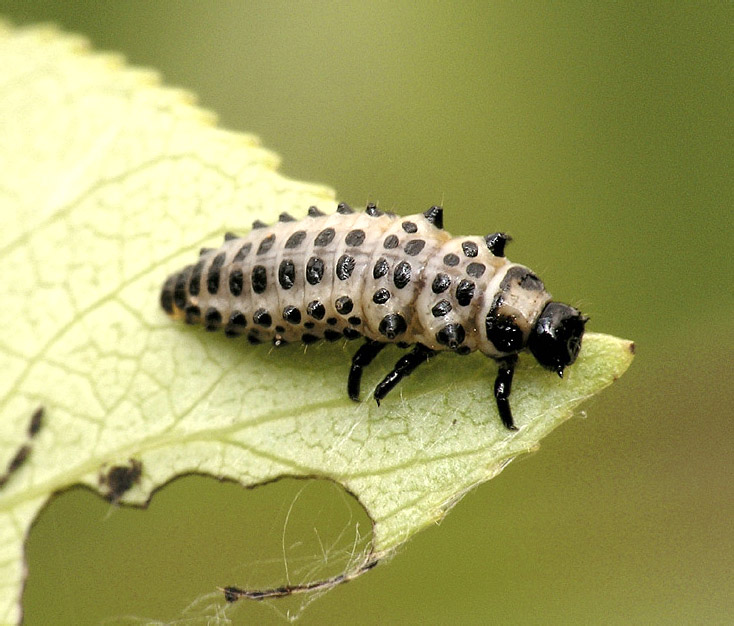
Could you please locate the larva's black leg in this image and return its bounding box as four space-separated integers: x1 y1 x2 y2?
349 340 387 401
373 344 436 405
494 354 518 430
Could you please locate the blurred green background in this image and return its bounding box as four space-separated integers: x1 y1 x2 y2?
3 1 731 624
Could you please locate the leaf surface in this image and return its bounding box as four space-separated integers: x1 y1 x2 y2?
0 22 634 623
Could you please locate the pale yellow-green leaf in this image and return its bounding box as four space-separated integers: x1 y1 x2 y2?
0 22 634 623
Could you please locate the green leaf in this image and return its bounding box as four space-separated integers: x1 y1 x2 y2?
0 22 634 623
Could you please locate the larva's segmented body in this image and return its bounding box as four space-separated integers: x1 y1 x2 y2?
161 204 587 429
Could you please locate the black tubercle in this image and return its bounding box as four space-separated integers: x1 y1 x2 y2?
365 203 383 217
379 313 407 339
252 220 267 229
224 232 238 241
436 323 465 349
199 247 214 256
308 206 324 217
337 202 354 214
484 232 512 257
423 206 444 229
279 212 295 222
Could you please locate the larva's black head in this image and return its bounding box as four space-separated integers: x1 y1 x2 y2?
528 302 588 377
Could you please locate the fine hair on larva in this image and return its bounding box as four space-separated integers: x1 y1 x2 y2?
161 203 587 429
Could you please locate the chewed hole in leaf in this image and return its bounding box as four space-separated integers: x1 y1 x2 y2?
24 476 373 623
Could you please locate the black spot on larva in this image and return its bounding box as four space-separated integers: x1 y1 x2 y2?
302 333 320 344
436 323 465 349
252 220 267 229
199 247 214 256
486 315 523 352
520 271 543 291
336 254 356 280
343 328 361 339
404 239 426 256
314 228 336 247
335 296 353 315
372 288 390 304
457 346 471 355
402 221 418 233
432 273 451 294
185 305 201 324
275 325 285 333
253 309 272 327
466 262 486 278
204 307 222 331
228 311 247 328
431 300 452 317
308 206 324 217
304 321 315 329
337 202 354 214
247 332 262 344
379 313 407 339
283 305 302 324
252 265 267 293
485 295 524 352
160 277 174 314
423 206 444 229
257 234 276 255
383 234 399 249
443 253 460 267
326 317 338 326
207 253 226 294
456 280 475 306
348 316 361 325
345 229 366 247
229 267 244 296
174 269 189 309
393 261 412 289
500 265 544 292
462 241 479 257
307 300 325 320
306 257 325 285
373 258 389 279
278 260 295 289
189 259 205 296
324 329 342 342
279 212 295 222
224 232 238 241
285 230 307 249
234 242 251 262
365 203 383 217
